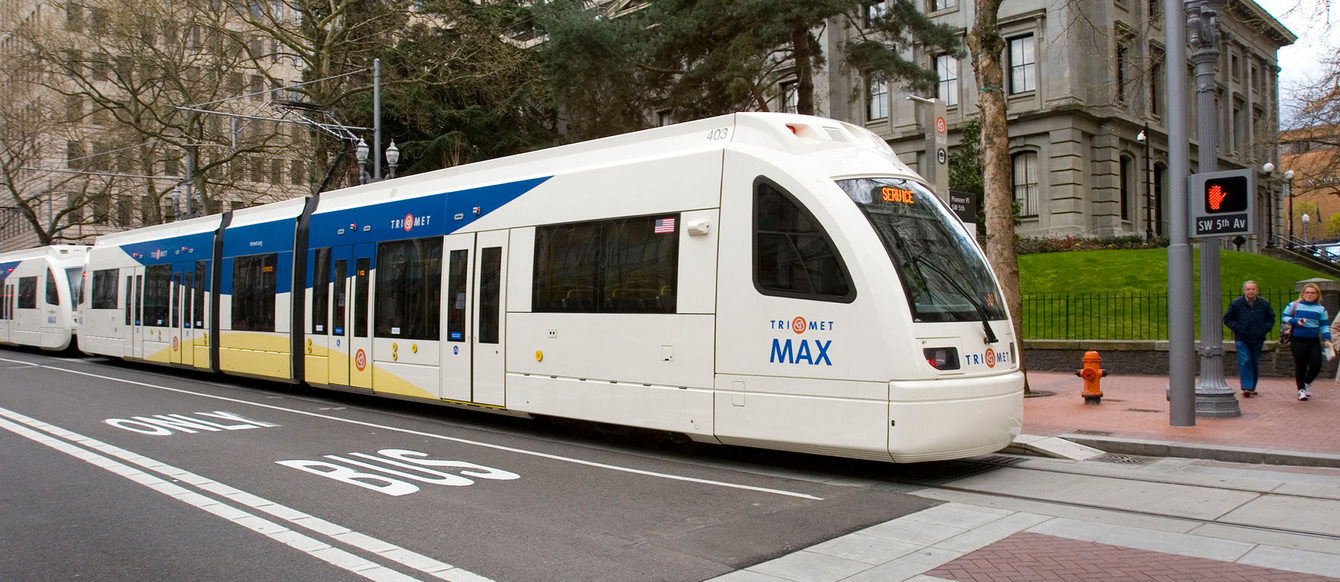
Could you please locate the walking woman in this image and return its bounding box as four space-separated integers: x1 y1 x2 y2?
1282 282 1330 401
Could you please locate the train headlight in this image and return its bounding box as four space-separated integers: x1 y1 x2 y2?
923 347 960 370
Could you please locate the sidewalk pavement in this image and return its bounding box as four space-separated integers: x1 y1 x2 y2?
707 370 1340 582
1019 369 1340 467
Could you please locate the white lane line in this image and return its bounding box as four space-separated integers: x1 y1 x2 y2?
0 406 491 582
7 358 822 501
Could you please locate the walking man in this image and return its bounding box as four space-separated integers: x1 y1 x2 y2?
1224 280 1275 397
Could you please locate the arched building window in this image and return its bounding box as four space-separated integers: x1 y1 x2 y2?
1011 152 1039 217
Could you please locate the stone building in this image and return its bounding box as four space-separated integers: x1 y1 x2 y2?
817 0 1295 247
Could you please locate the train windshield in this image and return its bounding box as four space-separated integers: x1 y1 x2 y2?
836 177 1006 323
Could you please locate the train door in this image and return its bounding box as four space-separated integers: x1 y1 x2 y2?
348 244 375 389
440 234 473 402
472 232 507 406
191 260 208 368
170 271 184 365
124 268 144 359
324 248 351 386
173 265 196 367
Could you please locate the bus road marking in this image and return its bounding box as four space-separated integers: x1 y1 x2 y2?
0 406 491 582
8 358 822 501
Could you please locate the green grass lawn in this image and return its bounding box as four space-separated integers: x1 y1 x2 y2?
1018 248 1336 340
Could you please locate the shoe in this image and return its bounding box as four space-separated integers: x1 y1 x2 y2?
1300 389 1310 401
1241 390 1255 398
1304 387 1313 399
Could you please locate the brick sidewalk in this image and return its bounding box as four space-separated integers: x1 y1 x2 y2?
1023 370 1340 456
926 532 1340 581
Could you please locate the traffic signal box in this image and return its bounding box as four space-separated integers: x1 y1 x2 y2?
1189 169 1254 238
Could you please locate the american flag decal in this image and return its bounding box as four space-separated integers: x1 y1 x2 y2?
653 217 676 234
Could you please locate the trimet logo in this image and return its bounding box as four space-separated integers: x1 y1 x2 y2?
768 316 835 366
391 213 432 232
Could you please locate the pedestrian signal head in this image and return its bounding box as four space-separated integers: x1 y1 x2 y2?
1202 175 1249 214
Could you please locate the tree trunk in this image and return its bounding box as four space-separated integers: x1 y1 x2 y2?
792 22 815 115
967 0 1028 391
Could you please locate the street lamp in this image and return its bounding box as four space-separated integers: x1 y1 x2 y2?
355 138 370 185
385 141 399 179
1137 125 1153 241
1303 212 1310 245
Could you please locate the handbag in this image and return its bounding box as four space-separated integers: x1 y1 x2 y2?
1280 302 1294 344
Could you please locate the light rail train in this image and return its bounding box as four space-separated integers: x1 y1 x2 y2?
0 245 87 351
14 113 1024 462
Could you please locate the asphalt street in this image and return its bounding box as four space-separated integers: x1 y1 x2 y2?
0 350 935 581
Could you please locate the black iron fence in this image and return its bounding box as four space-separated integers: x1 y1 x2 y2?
1021 289 1297 340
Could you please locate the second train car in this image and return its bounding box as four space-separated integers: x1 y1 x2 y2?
76 112 1023 462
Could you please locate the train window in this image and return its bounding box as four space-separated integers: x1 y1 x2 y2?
312 248 330 333
67 268 84 306
92 269 118 309
183 272 193 328
753 180 854 302
533 215 678 314
478 246 501 344
143 264 171 327
2 283 9 319
836 177 1006 322
332 259 347 336
18 276 37 309
194 261 207 328
46 268 61 306
447 250 468 341
124 275 133 325
134 275 142 325
374 238 441 340
354 258 370 337
232 253 277 332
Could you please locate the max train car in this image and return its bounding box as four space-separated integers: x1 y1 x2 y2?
74 113 1023 463
0 245 87 351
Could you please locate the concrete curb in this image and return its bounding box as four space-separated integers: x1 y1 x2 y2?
1054 433 1340 468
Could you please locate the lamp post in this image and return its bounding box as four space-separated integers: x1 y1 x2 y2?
1137 125 1153 241
355 138 370 185
1303 212 1310 246
385 141 399 179
1284 169 1295 246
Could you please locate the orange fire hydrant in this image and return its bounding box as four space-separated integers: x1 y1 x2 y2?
1075 350 1107 405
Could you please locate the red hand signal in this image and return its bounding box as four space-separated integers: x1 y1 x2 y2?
1207 184 1227 210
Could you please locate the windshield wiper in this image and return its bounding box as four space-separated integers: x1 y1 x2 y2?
884 225 999 344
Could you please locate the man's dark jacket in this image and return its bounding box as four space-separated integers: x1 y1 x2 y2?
1224 296 1275 344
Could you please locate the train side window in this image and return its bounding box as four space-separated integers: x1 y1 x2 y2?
332 259 347 336
232 253 277 332
193 261 206 328
124 275 133 325
533 214 678 314
447 249 468 341
134 275 142 325
46 268 61 306
17 276 37 309
478 246 501 344
753 179 854 302
183 272 193 328
312 248 330 333
92 269 119 309
374 237 441 340
143 264 171 327
354 258 370 337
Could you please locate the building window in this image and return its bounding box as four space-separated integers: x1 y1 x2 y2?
1009 35 1036 94
1115 41 1130 104
780 80 799 114
930 0 957 11
868 77 889 120
1012 152 1039 217
864 1 886 26
936 54 959 107
1149 50 1164 117
1120 155 1132 221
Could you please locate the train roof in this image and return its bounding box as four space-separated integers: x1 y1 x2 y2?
0 244 89 263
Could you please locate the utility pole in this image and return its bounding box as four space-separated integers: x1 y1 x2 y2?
1166 0 1195 426
1188 0 1241 417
